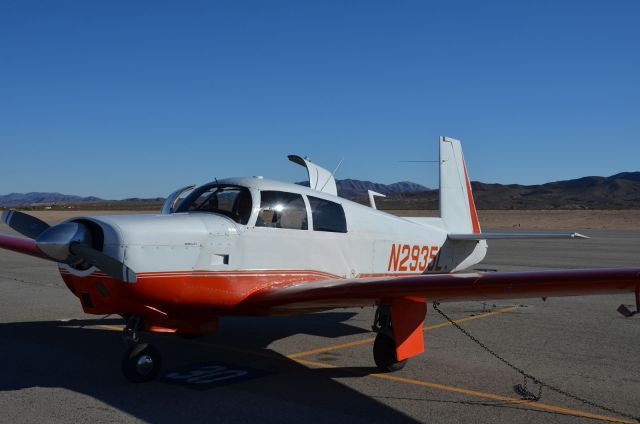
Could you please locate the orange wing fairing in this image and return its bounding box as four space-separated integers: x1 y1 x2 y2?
387 243 442 272
391 297 427 361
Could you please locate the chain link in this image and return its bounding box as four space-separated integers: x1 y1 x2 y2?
432 302 640 423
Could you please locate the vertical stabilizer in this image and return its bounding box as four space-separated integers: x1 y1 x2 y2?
439 136 481 234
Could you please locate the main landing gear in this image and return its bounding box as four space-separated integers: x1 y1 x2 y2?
121 316 162 383
372 305 407 372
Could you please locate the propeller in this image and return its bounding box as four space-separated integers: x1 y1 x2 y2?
2 210 136 283
1 210 50 239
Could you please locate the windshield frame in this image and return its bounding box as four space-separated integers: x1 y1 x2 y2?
174 183 253 225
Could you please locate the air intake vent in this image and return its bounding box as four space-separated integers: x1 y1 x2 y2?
80 292 94 309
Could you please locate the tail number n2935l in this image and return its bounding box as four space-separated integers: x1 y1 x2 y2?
387 243 441 272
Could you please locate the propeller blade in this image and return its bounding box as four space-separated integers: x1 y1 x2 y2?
2 210 50 239
69 243 137 283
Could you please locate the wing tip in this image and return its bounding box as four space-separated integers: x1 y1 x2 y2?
1 210 13 225
572 233 590 239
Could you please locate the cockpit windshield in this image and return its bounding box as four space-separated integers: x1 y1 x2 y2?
175 184 252 225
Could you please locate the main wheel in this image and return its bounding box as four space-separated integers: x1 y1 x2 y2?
373 333 407 372
122 343 162 383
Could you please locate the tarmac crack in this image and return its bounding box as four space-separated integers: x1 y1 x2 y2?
0 275 64 288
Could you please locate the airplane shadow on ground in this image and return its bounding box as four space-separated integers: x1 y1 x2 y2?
0 313 422 423
0 313 583 423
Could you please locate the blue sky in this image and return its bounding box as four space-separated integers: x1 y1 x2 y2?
1 1 638 198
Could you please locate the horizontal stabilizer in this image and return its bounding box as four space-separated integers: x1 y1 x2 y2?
448 232 589 240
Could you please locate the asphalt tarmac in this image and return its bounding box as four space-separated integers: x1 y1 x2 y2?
0 226 639 424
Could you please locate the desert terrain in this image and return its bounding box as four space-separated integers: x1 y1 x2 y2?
393 209 640 230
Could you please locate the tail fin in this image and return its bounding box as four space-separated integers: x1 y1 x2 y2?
439 136 481 234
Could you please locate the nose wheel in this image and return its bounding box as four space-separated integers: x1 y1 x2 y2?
121 315 162 383
122 343 162 383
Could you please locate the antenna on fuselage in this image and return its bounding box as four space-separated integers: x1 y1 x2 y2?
331 158 345 175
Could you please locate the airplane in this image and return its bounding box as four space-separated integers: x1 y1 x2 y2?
0 136 638 383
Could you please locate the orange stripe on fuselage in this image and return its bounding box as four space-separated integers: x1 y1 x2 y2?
61 270 332 316
59 268 427 316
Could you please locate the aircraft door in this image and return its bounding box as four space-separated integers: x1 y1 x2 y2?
240 190 312 271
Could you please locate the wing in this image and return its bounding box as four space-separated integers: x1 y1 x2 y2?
0 233 47 259
242 268 640 313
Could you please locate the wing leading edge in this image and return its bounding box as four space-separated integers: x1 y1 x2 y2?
242 268 640 313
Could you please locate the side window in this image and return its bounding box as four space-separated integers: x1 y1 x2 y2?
308 196 347 233
256 191 308 230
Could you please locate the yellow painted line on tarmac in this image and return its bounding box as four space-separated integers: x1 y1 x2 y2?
287 306 520 359
293 358 636 424
96 324 123 331
94 307 520 361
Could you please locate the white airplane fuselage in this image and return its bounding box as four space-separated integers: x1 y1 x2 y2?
60 176 487 290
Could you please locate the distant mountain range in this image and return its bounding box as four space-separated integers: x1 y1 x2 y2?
335 179 429 197
0 192 102 207
472 172 640 209
367 172 640 210
2 172 640 209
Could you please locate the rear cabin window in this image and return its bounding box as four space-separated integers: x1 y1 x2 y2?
308 196 347 233
256 191 308 230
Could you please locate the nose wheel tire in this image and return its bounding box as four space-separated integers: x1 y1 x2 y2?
373 333 407 372
122 343 162 383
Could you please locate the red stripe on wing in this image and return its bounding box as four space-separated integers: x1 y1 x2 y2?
0 233 47 259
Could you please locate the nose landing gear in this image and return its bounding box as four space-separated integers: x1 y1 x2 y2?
122 343 162 383
121 316 162 383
